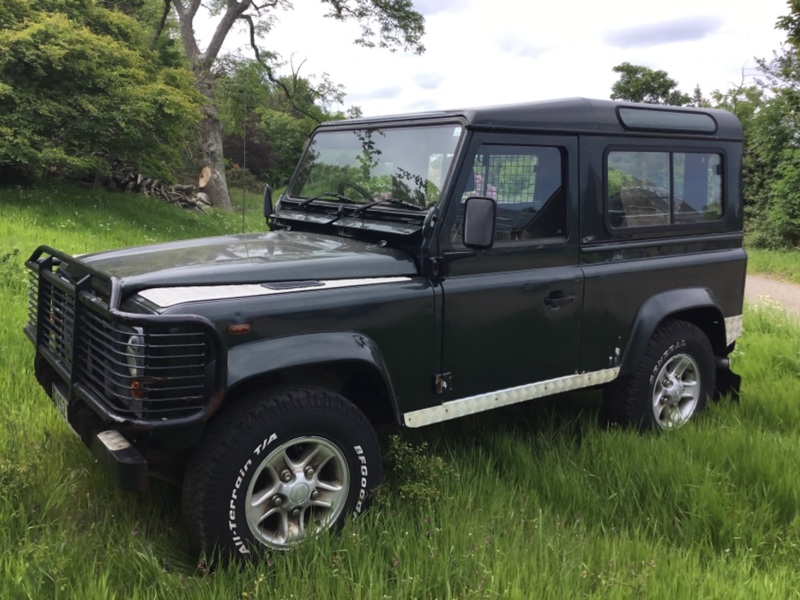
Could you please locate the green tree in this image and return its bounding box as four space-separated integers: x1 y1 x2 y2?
254 109 313 185
710 85 766 130
215 58 351 186
610 62 691 105
0 0 200 183
691 84 709 108
760 1 800 247
748 53 800 248
712 53 800 249
707 2 800 249
764 149 800 247
160 0 426 209
776 0 800 46
711 84 772 242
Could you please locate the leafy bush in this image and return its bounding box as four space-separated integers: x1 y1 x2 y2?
761 150 800 249
224 164 264 191
373 435 456 507
0 3 200 182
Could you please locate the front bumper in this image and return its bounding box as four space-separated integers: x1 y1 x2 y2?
90 430 150 492
49 378 149 491
26 246 228 489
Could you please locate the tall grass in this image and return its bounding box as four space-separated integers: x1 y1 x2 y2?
0 183 267 256
746 247 800 283
1 185 799 598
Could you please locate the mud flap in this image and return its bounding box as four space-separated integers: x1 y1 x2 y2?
714 365 741 402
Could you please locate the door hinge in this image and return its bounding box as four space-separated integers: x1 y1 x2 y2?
434 372 452 394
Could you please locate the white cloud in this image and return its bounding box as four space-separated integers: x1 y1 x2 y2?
347 86 404 102
412 0 470 16
497 36 549 60
414 72 445 90
207 0 790 116
604 16 725 49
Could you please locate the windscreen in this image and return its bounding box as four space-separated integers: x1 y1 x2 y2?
287 124 463 208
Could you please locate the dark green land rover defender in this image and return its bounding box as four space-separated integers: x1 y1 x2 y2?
26 98 746 559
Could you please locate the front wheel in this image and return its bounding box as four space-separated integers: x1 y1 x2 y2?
604 319 715 431
182 387 381 560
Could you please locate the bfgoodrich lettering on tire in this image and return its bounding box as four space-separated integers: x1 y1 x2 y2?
181 386 381 560
604 319 715 431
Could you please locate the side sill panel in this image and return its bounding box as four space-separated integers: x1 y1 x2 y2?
403 368 620 428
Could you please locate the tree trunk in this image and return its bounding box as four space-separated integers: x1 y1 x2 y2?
170 3 232 209
198 101 232 210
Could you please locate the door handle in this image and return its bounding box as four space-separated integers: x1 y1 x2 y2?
544 292 577 308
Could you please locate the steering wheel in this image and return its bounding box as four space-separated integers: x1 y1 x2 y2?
337 180 373 202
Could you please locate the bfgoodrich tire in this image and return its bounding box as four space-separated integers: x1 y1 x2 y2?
182 386 381 561
604 319 715 431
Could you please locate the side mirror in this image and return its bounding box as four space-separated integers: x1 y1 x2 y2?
262 184 273 220
463 196 496 250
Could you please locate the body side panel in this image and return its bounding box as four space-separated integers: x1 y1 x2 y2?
576 130 746 373
162 278 440 414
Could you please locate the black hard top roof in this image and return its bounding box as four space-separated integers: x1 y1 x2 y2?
318 97 743 140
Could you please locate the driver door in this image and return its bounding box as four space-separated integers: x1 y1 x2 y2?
437 133 583 400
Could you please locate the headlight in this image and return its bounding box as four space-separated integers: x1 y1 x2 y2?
125 330 145 377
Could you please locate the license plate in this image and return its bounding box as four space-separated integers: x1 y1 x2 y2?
51 384 70 424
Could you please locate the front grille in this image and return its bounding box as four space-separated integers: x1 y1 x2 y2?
29 269 75 372
28 264 214 422
79 312 209 418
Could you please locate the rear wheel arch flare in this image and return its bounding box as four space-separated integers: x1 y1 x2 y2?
619 288 725 377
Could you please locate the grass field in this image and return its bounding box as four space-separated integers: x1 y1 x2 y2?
1 184 799 599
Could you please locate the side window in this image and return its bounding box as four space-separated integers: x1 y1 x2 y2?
674 153 723 222
607 150 723 228
454 145 566 243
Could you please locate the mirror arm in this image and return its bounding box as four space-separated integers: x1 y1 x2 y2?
262 184 273 220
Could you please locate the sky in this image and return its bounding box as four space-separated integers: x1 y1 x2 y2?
208 0 792 117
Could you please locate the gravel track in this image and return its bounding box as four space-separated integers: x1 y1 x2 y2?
745 274 800 316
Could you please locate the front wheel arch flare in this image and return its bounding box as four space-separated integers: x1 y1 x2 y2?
225 332 401 421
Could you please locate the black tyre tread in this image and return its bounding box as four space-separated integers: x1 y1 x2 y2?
600 376 628 426
181 385 380 557
602 319 714 430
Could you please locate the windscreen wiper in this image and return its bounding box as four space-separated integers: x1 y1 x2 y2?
297 191 357 210
351 197 427 218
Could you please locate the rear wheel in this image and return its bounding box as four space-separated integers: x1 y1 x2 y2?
604 319 715 430
182 386 381 561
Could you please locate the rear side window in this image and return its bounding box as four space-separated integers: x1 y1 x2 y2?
607 150 723 228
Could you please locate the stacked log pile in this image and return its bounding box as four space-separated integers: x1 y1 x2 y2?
109 168 211 211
